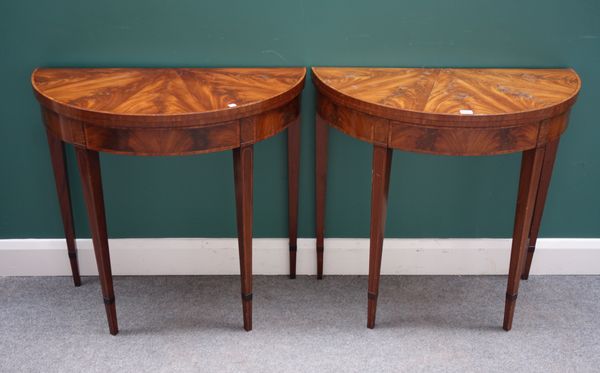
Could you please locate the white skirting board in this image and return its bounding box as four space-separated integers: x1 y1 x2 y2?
0 238 599 276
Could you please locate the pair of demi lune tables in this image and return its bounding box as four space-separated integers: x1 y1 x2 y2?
32 66 580 335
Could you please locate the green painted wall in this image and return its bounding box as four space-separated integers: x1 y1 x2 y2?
1 0 599 239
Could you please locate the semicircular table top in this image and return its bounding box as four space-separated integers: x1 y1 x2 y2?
32 67 306 126
312 67 581 125
32 67 307 335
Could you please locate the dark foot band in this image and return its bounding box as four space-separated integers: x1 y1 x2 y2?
103 296 115 305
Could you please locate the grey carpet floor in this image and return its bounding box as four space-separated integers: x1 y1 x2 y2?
1 275 599 372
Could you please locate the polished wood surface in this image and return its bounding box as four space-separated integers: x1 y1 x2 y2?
313 67 580 330
315 115 329 280
45 129 81 287
313 67 579 123
34 67 306 334
287 119 301 279
75 147 118 335
503 146 545 331
366 145 393 329
314 67 579 156
522 139 560 280
233 145 254 331
32 68 305 124
34 68 305 156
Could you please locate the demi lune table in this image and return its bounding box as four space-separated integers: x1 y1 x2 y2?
32 67 306 335
312 67 580 330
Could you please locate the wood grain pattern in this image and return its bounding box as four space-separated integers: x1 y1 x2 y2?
317 93 389 146
33 68 306 127
34 67 305 334
313 66 580 331
388 121 539 156
313 67 580 126
43 108 86 146
84 121 240 156
34 68 305 156
314 67 579 156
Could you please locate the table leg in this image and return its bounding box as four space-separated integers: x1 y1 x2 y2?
521 139 560 280
45 129 81 287
315 114 328 280
288 119 301 279
503 146 545 331
74 147 118 335
233 145 253 331
367 145 393 329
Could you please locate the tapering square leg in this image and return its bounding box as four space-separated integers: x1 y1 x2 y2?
503 146 546 331
45 129 81 287
74 147 118 335
287 119 301 279
521 139 560 280
367 145 393 329
233 145 253 331
315 114 328 280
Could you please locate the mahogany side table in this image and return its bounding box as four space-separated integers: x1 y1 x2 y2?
32 67 306 335
312 67 580 330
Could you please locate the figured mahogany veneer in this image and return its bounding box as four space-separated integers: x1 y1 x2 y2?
34 68 305 155
313 67 580 330
314 67 579 155
33 67 306 334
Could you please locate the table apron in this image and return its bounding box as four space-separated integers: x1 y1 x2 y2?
41 96 301 156
317 94 571 156
388 121 540 156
